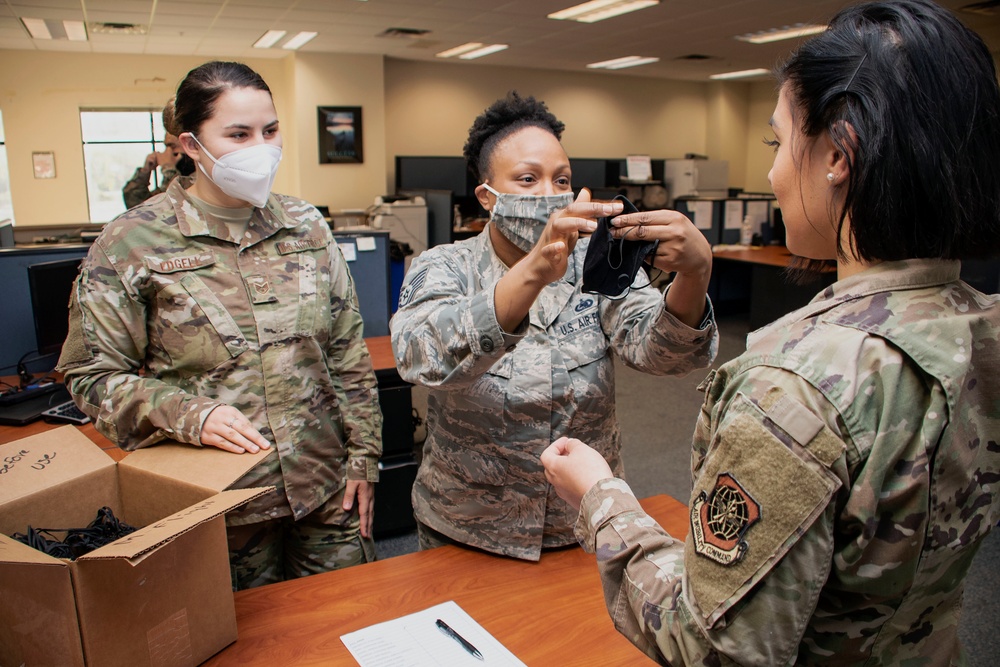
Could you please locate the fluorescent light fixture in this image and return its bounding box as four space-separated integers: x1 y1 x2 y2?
549 0 659 24
22 17 52 40
253 29 287 48
436 42 484 58
63 20 88 41
709 68 771 80
588 55 659 70
458 44 508 60
282 31 317 50
735 24 826 44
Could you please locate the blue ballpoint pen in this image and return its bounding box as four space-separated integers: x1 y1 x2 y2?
436 618 484 661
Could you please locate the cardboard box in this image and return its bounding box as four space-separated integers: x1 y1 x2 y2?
0 426 273 666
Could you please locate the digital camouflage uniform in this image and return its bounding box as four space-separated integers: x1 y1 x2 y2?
58 177 382 587
122 164 179 210
391 225 718 561
576 259 1000 665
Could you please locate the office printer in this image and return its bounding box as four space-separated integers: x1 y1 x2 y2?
371 195 428 269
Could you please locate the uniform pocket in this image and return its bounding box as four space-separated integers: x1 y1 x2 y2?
152 273 247 376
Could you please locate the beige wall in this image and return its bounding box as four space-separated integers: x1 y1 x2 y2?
0 50 291 225
383 58 714 194
291 52 387 213
0 49 780 226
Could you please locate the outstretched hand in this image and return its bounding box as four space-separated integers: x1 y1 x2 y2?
541 436 615 511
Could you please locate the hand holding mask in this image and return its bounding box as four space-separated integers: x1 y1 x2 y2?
582 195 659 298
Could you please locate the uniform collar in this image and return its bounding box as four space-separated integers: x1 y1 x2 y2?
165 177 295 244
750 259 962 347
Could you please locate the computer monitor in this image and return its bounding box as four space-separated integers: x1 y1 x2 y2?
569 158 610 192
395 156 474 197
27 257 82 357
0 219 13 248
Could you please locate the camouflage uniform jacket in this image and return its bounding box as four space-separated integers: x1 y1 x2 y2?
58 178 382 524
576 259 1000 666
122 164 179 210
391 225 718 560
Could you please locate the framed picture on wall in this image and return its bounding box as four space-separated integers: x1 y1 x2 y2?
32 151 56 179
318 106 363 164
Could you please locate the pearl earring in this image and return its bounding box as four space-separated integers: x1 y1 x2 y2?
827 173 835 182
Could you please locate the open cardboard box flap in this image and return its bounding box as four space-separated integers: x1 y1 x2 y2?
119 439 275 491
84 487 271 562
0 425 115 503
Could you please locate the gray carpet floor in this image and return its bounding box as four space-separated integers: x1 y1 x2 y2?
375 313 999 665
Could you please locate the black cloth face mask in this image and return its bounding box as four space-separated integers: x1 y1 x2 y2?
582 195 659 298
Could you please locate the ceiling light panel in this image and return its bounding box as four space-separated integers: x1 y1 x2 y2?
588 55 659 70
436 42 484 58
709 68 771 80
282 31 318 50
549 0 659 24
21 18 52 40
253 30 287 48
735 24 826 44
458 44 508 60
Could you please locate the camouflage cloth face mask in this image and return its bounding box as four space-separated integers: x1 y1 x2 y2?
484 183 574 252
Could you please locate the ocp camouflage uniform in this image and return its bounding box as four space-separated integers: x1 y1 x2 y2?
390 225 717 561
122 164 179 209
58 177 382 588
576 259 1000 665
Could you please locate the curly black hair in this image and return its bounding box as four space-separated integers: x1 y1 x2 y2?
462 91 565 183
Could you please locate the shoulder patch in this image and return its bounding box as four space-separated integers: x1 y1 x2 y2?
398 267 429 308
690 473 760 566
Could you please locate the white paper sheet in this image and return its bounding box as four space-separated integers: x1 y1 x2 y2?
690 200 714 230
724 199 745 230
341 600 527 667
625 155 652 182
338 241 357 262
356 236 377 252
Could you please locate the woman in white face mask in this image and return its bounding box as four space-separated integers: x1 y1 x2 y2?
389 91 719 561
58 61 383 590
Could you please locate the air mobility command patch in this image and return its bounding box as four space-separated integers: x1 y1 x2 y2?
691 473 760 565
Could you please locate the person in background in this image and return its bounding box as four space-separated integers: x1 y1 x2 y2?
59 61 382 589
542 0 1000 663
122 103 195 209
390 91 718 561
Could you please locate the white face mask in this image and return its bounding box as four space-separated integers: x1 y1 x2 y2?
190 135 282 208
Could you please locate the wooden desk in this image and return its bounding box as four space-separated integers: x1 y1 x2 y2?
204 494 688 666
713 244 795 268
711 245 835 329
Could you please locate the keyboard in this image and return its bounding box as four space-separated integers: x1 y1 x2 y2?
42 400 91 425
0 384 85 426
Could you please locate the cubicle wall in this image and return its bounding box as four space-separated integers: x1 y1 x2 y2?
0 245 91 375
332 229 392 337
674 197 777 246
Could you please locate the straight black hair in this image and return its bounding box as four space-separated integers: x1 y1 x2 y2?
778 0 1000 262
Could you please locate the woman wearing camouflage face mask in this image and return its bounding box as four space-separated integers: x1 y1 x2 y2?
390 91 718 560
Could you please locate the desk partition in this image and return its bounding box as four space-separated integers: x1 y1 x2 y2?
0 245 91 374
